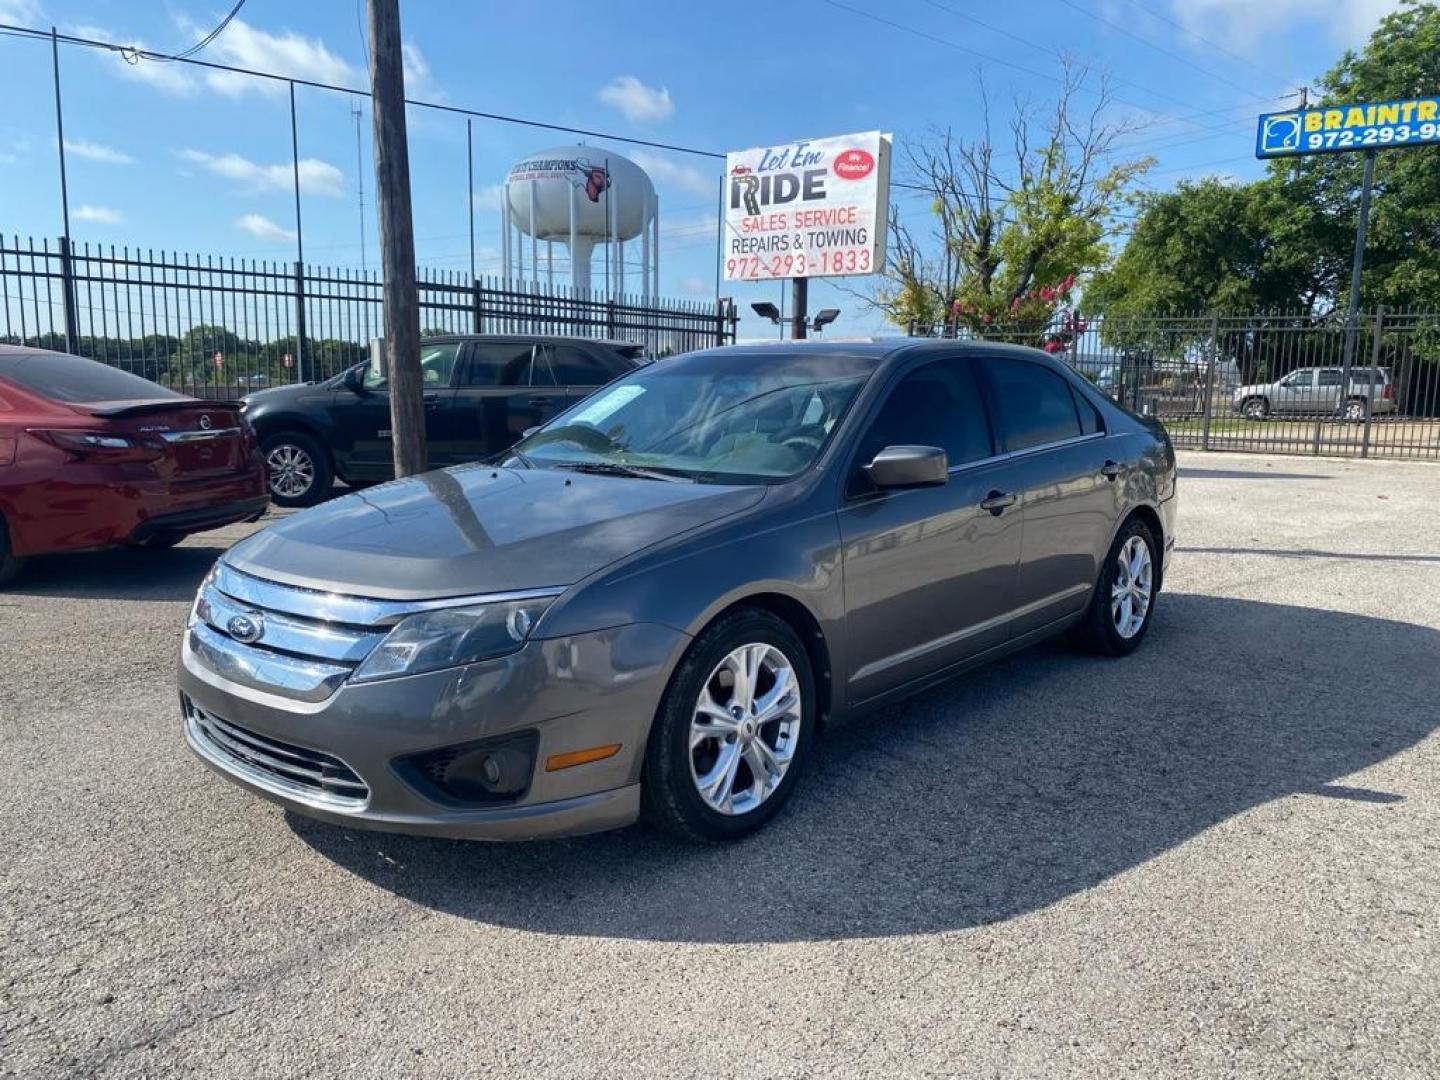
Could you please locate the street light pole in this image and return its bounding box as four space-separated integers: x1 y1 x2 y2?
366 0 426 479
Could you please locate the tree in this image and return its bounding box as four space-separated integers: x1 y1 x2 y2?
1094 1 1440 316
865 60 1152 342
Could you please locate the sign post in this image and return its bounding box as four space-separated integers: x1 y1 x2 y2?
1256 97 1440 413
723 132 890 339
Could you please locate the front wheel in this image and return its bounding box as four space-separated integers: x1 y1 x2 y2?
1241 397 1269 420
261 431 333 508
1080 517 1160 657
642 610 815 842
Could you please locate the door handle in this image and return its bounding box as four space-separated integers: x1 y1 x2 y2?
980 490 1016 515
422 393 439 407
1100 460 1123 480
527 397 551 408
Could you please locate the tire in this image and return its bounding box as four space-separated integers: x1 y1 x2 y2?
260 431 333 508
642 609 816 842
1080 517 1160 657
1342 398 1366 422
1241 397 1269 420
0 515 25 588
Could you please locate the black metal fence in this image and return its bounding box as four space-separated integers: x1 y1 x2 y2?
920 309 1440 462
0 234 737 400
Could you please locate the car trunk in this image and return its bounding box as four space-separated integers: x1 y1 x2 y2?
75 398 253 480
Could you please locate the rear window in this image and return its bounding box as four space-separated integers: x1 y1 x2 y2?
980 357 1084 452
0 352 183 404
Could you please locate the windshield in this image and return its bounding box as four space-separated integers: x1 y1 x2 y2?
505 349 877 484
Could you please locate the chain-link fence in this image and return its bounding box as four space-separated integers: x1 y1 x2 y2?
915 309 1440 461
1 234 737 400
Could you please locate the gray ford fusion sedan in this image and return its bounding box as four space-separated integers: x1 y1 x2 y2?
180 340 1177 842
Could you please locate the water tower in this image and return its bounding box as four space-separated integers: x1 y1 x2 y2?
501 146 659 301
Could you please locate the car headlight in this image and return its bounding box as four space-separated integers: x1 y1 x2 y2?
352 597 555 683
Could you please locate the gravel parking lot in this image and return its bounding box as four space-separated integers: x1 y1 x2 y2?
3 450 1438 1079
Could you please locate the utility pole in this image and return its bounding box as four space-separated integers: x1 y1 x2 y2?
790 277 808 340
366 0 425 478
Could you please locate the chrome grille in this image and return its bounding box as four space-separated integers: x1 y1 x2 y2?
187 561 565 702
185 700 369 809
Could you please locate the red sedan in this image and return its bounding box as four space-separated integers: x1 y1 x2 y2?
0 345 267 584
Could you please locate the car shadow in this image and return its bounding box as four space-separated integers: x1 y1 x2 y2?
289 593 1440 944
1180 467 1332 480
10 543 233 602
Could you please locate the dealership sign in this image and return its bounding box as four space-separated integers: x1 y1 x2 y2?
723 131 891 282
1256 96 1440 158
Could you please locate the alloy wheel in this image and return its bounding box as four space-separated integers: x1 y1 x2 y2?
1344 400 1366 421
689 643 801 816
1111 534 1153 640
266 443 315 499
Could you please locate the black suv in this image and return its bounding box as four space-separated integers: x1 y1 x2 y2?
241 335 647 506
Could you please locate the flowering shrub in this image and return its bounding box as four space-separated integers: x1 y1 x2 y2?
949 275 1086 352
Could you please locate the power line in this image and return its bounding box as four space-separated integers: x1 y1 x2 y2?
920 0 1267 114
1114 0 1301 88
167 0 248 62
1052 0 1273 100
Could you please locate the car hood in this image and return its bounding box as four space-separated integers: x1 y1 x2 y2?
241 381 321 409
224 464 766 600
1232 383 1265 397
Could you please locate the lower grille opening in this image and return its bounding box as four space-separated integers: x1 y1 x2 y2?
186 699 369 809
397 730 538 807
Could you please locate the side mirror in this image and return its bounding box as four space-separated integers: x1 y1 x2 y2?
863 445 948 489
343 366 367 394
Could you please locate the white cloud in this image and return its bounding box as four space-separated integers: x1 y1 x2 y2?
679 276 712 297
628 150 714 196
471 183 506 212
0 1 42 24
234 213 296 243
1168 0 1404 48
63 138 135 165
180 148 344 197
74 205 124 225
401 41 444 100
194 17 359 96
597 75 674 122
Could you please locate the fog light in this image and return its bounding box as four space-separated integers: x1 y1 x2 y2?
398 731 538 805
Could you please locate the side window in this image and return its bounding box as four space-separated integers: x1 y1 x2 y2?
418 342 461 387
1072 387 1103 435
853 361 993 485
1316 369 1343 387
462 343 533 388
1283 370 1314 388
547 346 618 387
980 357 1084 452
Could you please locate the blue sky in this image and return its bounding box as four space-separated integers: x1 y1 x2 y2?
0 0 1405 339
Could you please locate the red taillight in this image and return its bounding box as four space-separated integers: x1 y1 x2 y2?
1382 384 1393 400
27 429 164 463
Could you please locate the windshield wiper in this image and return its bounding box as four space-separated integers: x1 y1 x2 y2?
550 460 693 482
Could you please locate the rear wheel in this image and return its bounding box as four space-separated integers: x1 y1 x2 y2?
1241 397 1269 420
261 431 333 508
1080 517 1159 657
0 515 25 588
642 609 815 842
1342 398 1367 422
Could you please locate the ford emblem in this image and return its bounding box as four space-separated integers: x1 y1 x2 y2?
227 612 264 644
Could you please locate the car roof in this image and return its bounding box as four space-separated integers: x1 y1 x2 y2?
678 337 1063 367
0 344 71 359
421 333 640 349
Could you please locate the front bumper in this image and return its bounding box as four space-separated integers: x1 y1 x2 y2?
179 621 686 840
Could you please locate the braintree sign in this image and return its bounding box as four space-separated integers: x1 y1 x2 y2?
723 131 891 282
1256 96 1440 158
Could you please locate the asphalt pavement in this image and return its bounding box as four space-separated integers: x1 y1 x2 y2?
2 450 1438 1078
